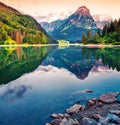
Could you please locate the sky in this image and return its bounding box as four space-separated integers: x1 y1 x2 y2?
0 0 120 22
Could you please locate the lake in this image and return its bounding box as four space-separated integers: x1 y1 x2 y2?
0 45 120 125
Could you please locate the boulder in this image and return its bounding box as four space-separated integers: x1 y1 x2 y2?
80 117 97 125
60 117 79 125
99 92 120 104
66 104 82 114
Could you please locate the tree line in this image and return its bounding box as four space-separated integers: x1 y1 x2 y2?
82 18 120 44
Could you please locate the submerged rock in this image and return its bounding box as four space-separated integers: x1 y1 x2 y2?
99 92 120 104
66 104 82 114
71 89 93 94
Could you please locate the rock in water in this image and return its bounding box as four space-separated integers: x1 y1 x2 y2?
66 104 82 114
51 113 64 119
99 92 120 104
80 117 97 125
51 119 62 125
92 114 101 121
46 123 52 125
109 110 120 117
107 113 120 124
60 118 79 125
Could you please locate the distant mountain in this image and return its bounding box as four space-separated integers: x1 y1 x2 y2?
0 2 56 44
41 19 65 34
93 14 112 29
41 6 97 42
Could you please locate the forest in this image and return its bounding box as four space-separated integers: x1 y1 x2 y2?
0 2 55 45
82 18 120 45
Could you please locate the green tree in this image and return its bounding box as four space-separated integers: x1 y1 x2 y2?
102 24 108 36
97 28 101 37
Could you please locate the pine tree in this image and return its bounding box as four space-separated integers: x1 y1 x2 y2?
102 24 108 36
87 29 90 39
114 19 118 31
97 28 101 37
82 33 85 44
109 21 114 32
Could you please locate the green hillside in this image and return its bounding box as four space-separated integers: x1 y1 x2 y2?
0 2 56 44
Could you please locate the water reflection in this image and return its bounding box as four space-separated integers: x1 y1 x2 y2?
42 46 120 80
1 85 32 102
0 46 54 84
0 46 120 125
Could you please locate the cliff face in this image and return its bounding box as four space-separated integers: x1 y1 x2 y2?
0 2 56 44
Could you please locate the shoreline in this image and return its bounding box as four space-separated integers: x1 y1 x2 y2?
0 43 120 48
47 92 120 125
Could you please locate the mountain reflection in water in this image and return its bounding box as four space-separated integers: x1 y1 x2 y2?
0 46 120 85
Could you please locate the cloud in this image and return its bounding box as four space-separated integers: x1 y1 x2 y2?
93 13 112 21
35 11 72 23
1 85 32 102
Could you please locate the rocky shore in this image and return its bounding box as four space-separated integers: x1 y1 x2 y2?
46 92 120 125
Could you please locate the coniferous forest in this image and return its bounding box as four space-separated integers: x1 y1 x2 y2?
82 19 120 45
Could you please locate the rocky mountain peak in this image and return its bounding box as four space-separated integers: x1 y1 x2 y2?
75 6 90 16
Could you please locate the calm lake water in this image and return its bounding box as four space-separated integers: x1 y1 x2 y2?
0 45 120 125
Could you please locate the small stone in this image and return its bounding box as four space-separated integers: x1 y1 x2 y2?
46 123 52 125
81 106 85 111
91 98 98 103
92 114 101 121
51 119 62 125
97 102 103 107
80 117 97 125
66 104 82 114
99 92 120 104
64 113 70 118
60 117 79 125
51 113 64 119
88 100 95 106
109 110 120 117
86 90 93 93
